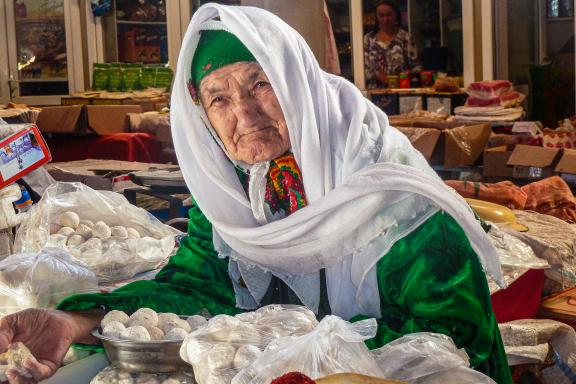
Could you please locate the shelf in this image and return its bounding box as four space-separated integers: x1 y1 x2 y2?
116 20 167 26
546 17 574 22
18 78 68 83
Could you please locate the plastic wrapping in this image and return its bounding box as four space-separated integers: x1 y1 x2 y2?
499 319 576 383
487 223 548 269
14 182 179 283
372 332 496 384
503 210 576 294
231 315 384 384
466 80 513 99
90 365 195 384
0 247 99 315
180 305 318 384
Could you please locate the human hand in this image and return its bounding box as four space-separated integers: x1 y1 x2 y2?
0 309 101 383
376 71 387 84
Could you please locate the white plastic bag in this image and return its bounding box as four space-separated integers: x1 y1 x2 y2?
14 182 179 283
371 332 496 384
0 247 99 315
180 305 318 384
486 222 549 293
231 315 385 384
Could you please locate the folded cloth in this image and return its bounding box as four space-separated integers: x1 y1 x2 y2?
445 180 527 209
521 176 576 223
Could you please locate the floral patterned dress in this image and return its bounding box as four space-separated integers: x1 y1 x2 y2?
364 28 422 89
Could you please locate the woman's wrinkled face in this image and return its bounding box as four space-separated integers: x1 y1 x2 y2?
376 4 397 30
199 62 290 164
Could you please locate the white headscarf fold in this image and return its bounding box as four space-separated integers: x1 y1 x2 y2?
171 4 503 319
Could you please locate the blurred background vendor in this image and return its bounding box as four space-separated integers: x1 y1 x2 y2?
364 0 422 89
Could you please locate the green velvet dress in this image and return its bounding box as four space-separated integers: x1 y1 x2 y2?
58 204 511 384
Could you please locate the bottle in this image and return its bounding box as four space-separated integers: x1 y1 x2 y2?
14 186 33 213
399 72 410 88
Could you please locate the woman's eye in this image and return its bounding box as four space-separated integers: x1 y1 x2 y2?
210 96 225 106
254 81 270 89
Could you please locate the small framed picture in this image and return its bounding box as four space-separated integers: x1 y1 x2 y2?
0 124 51 188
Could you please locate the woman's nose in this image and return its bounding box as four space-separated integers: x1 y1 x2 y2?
234 97 261 128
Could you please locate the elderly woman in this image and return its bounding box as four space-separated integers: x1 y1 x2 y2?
0 4 510 384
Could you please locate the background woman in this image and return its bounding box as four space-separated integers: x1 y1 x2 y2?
364 0 422 88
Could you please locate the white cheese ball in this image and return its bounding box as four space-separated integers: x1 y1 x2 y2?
93 221 111 239
122 326 151 341
57 226 75 236
161 319 191 334
206 316 242 342
233 344 261 370
48 234 68 247
103 321 126 339
157 313 181 329
81 247 102 262
111 226 128 239
129 308 158 327
74 223 93 238
163 328 188 341
67 234 85 247
60 211 80 229
147 326 164 341
126 227 141 238
160 380 180 384
186 315 208 331
204 376 229 384
135 373 160 384
80 219 94 228
224 324 261 344
68 248 81 258
235 311 259 323
207 344 236 371
82 237 102 250
102 310 130 327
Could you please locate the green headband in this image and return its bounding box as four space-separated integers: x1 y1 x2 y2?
191 29 256 88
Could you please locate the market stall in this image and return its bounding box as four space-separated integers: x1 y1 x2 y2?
0 2 575 384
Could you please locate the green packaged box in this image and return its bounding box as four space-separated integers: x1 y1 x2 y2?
108 63 123 92
92 63 110 91
122 63 143 91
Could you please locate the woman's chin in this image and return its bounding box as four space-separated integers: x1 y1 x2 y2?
237 144 283 164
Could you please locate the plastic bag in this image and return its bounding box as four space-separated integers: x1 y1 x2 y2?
371 332 496 384
180 305 318 384
14 182 179 283
231 315 384 384
90 365 195 384
0 247 98 315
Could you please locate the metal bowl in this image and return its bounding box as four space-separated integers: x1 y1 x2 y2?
92 328 191 373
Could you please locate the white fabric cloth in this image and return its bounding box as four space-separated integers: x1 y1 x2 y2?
170 4 503 320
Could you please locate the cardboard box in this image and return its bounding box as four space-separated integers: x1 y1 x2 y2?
539 287 576 329
85 105 142 135
60 96 92 106
483 144 561 179
391 119 491 169
36 105 85 133
395 127 441 161
555 149 576 186
483 145 514 177
507 144 560 179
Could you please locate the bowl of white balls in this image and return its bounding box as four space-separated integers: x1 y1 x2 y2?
92 308 208 373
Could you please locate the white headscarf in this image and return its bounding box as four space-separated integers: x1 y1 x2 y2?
171 4 503 320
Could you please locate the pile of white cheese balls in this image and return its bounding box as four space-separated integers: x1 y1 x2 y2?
90 365 195 384
50 211 142 249
181 305 318 384
101 308 207 342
